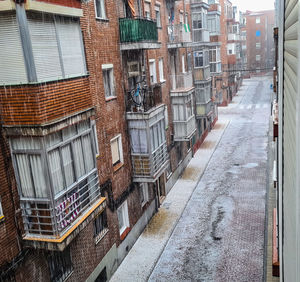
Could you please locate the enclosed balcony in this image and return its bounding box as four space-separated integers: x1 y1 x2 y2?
171 89 196 141
126 105 169 182
196 100 213 117
119 17 161 50
194 66 211 81
170 71 194 91
167 24 192 48
10 119 106 251
228 33 240 41
195 83 212 118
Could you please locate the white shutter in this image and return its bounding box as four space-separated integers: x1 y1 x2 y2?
283 0 299 280
0 13 27 84
55 18 86 78
111 138 120 165
28 16 62 81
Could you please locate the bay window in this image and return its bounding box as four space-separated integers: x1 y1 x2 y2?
11 119 100 236
207 14 220 35
209 47 221 73
194 50 209 68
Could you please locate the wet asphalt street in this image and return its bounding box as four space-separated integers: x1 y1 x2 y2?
148 77 272 282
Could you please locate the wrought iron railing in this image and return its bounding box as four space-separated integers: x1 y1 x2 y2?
119 17 158 43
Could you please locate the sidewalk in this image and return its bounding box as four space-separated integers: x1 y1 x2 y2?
110 118 230 282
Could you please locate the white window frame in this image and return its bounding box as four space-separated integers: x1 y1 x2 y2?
256 55 261 61
256 42 261 49
256 17 260 24
158 58 165 82
155 5 161 28
102 64 115 98
95 0 107 20
91 120 99 157
149 59 157 84
144 2 151 19
140 183 149 207
110 134 123 166
117 200 129 235
182 54 186 73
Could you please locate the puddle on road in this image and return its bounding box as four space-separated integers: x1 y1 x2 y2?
181 167 200 181
143 208 174 236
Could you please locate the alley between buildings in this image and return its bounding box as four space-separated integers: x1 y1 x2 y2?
111 76 272 282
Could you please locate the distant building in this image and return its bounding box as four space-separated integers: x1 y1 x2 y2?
244 10 275 74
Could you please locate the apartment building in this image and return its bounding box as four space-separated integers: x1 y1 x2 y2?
244 9 275 74
0 0 198 280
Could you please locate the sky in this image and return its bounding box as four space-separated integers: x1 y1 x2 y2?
231 0 275 12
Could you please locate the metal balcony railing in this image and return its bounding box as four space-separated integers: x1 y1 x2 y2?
170 72 194 91
21 169 101 238
119 17 158 43
167 24 191 44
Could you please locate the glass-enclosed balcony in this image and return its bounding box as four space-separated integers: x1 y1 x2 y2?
10 119 106 250
126 105 169 182
196 100 213 117
194 66 211 81
119 17 161 50
228 33 240 41
195 83 212 118
170 72 194 91
171 90 196 141
167 24 192 48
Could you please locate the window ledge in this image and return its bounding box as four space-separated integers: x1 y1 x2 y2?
95 228 109 245
105 96 117 102
96 17 109 22
120 227 131 241
113 162 124 173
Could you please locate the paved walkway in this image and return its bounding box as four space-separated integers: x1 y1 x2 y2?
111 120 230 282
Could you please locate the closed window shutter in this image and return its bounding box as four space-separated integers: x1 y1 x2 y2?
111 139 120 165
55 18 86 77
28 16 62 81
0 13 27 84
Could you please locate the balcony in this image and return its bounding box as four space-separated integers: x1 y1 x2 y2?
21 170 106 250
194 66 211 81
170 72 194 91
119 17 161 50
190 0 209 9
167 24 192 48
192 29 210 44
126 105 169 182
171 89 196 141
228 33 240 41
196 100 213 117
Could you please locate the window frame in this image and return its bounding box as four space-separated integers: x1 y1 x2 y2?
158 58 165 82
256 42 261 49
149 59 157 84
95 0 107 20
256 54 261 61
0 197 3 220
117 200 129 235
256 17 260 24
94 210 108 243
155 5 161 28
102 64 115 99
140 183 149 207
110 134 124 167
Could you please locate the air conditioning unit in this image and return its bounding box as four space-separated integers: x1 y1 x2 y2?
128 61 140 77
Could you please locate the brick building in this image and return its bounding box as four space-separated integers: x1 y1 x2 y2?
244 10 275 74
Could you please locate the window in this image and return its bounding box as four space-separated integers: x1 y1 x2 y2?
194 50 209 68
149 59 157 84
155 5 161 27
150 119 166 152
49 248 73 282
172 95 194 122
94 210 108 243
102 64 115 98
159 58 165 82
110 135 123 166
0 14 87 85
144 2 151 19
209 47 221 73
256 17 260 24
256 42 261 49
92 120 100 157
229 49 232 54
140 183 149 207
192 12 206 29
207 14 220 34
0 197 3 219
95 0 107 19
256 55 261 61
164 106 169 129
182 55 186 73
117 200 129 235
95 268 107 282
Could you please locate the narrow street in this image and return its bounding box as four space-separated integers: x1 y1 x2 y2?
149 77 272 281
111 76 273 282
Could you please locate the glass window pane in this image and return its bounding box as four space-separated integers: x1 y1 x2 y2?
61 145 75 187
48 149 64 195
73 137 85 178
30 155 47 198
82 134 94 171
16 154 34 198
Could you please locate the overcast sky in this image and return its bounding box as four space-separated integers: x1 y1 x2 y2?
231 0 275 12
